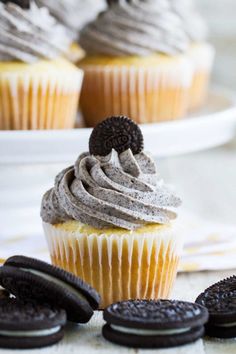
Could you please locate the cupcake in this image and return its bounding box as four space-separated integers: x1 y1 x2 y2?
0 1 83 130
41 116 183 308
78 0 192 126
171 0 215 110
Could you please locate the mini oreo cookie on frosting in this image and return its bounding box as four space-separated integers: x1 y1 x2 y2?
89 116 144 156
0 298 66 349
1 255 100 323
103 299 209 348
196 275 236 338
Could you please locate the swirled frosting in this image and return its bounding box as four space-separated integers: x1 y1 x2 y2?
79 0 190 56
36 0 106 37
0 2 71 63
170 0 208 42
41 149 181 230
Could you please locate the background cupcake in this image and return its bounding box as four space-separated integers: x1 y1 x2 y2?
0 0 83 130
41 116 183 308
171 0 215 110
78 0 192 126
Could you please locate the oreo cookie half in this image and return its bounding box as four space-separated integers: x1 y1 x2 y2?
89 116 144 156
1 255 100 323
196 275 236 338
103 299 209 348
0 298 66 349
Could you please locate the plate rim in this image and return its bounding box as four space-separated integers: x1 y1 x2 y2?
0 85 236 164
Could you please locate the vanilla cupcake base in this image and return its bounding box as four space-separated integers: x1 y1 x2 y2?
79 54 193 126
0 58 83 130
44 221 183 309
188 43 215 111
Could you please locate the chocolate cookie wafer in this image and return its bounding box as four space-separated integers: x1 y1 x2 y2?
1 255 100 323
89 116 144 156
0 298 66 349
103 299 209 348
196 275 236 338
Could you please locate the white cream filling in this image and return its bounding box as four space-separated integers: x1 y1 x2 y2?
20 268 89 305
0 326 61 338
110 325 191 336
216 321 236 328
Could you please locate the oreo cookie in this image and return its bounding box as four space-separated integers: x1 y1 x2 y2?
103 299 209 348
196 275 236 338
0 298 66 349
89 116 144 156
1 255 100 323
0 0 30 9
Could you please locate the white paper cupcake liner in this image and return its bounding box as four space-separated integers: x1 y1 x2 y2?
0 66 83 130
79 56 193 126
43 222 184 308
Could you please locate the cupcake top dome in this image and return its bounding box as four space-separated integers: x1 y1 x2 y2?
41 116 181 230
170 0 208 42
36 0 106 38
79 0 190 57
0 0 71 63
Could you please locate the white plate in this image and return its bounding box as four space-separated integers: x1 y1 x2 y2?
0 86 236 164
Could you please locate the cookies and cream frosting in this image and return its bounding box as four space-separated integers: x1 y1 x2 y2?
170 0 208 42
36 0 106 37
0 1 71 63
41 149 181 230
79 0 190 56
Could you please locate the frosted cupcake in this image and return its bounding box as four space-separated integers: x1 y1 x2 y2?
41 116 183 308
171 0 215 110
0 1 83 130
78 0 192 126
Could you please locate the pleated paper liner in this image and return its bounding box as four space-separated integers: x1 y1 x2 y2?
188 43 215 111
0 59 83 130
79 55 193 127
44 222 183 309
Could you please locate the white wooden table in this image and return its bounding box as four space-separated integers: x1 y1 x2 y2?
1 269 235 354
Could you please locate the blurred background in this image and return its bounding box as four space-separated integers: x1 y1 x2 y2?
171 0 236 223
198 0 236 88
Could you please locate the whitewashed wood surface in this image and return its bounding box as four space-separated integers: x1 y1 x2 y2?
0 269 235 354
